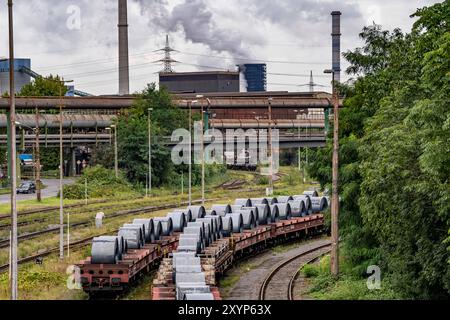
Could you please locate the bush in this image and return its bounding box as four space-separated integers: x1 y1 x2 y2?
63 165 136 199
257 176 269 185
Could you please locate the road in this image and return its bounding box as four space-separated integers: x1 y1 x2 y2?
0 178 75 204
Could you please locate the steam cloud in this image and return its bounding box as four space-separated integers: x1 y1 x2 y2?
134 0 264 63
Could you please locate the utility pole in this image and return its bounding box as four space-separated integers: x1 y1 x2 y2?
267 98 273 195
324 69 339 276
188 101 192 206
59 87 64 260
8 0 18 301
196 95 205 205
148 108 153 196
111 124 118 178
35 107 41 202
58 79 73 260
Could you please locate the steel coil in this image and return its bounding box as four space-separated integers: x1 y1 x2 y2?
118 227 143 249
123 223 145 245
211 204 232 216
269 204 280 222
220 215 234 237
132 218 154 242
172 209 192 223
176 273 206 286
204 215 223 236
187 206 206 221
204 209 217 216
254 204 270 225
275 202 292 220
235 209 256 229
173 254 200 268
153 220 163 241
293 195 311 213
230 204 244 213
225 213 244 233
178 234 203 253
153 217 174 236
242 207 259 226
187 222 206 238
91 237 120 264
264 197 278 205
250 197 269 205
277 195 294 203
303 190 319 197
196 218 214 243
97 235 126 259
183 293 214 300
185 223 207 247
288 200 307 217
176 284 210 300
167 211 187 232
234 198 252 207
310 196 328 212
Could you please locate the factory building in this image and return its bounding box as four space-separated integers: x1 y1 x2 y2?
159 71 240 93
0 58 32 94
239 64 267 92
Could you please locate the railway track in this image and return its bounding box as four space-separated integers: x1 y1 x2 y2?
258 242 331 300
0 186 267 247
0 198 221 250
0 198 112 222
0 232 110 273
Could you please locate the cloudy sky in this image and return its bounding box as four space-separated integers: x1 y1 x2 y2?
0 0 441 95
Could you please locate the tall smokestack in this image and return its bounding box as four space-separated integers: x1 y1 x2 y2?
118 0 130 95
331 11 341 83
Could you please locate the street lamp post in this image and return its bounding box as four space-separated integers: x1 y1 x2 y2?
58 79 73 260
110 124 118 178
185 100 197 205
196 95 205 205
8 0 18 300
58 79 72 260
267 98 273 195
293 110 301 173
324 68 339 276
35 107 41 202
148 108 153 197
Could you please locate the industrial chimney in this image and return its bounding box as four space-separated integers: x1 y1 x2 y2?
118 0 130 95
331 11 341 83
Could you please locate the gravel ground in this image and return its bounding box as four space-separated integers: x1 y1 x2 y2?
220 237 330 300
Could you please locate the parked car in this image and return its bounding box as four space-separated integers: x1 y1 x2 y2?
17 182 36 194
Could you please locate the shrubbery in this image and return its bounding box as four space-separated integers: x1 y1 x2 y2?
63 166 136 199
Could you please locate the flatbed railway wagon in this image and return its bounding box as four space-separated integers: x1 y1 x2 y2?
77 236 178 293
76 191 328 298
152 214 325 300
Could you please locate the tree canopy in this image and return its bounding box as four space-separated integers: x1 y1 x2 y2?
308 1 449 298
18 75 68 97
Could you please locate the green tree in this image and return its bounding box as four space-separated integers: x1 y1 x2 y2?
308 1 449 298
117 84 192 186
18 75 67 97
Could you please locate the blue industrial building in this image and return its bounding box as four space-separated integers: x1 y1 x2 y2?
239 64 267 92
0 58 32 94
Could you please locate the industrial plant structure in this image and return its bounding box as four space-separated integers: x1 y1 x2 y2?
159 71 240 93
239 64 267 92
0 58 31 94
